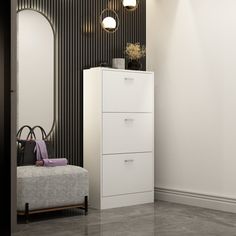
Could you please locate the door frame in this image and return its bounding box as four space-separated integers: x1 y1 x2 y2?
0 0 13 235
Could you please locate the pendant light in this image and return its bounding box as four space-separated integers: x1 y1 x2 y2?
100 9 119 33
122 0 139 11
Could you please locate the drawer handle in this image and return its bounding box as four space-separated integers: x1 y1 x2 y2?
124 118 134 122
124 77 134 81
124 159 134 163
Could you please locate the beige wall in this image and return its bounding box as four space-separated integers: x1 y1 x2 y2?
147 0 236 202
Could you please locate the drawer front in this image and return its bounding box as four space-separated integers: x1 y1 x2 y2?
103 113 153 154
102 153 153 197
103 71 154 112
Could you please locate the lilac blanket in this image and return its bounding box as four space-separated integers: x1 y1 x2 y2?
34 140 48 161
34 140 68 167
43 158 68 167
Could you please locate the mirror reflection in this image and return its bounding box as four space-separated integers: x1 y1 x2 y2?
17 10 54 137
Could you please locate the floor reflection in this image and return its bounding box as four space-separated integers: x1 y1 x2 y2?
14 201 236 236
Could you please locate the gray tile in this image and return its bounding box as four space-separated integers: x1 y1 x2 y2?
13 201 236 236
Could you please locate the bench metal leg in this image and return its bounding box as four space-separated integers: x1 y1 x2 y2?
25 203 29 223
84 196 88 215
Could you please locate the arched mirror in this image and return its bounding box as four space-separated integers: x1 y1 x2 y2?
17 10 55 137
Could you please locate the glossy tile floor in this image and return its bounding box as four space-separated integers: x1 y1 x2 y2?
13 201 236 236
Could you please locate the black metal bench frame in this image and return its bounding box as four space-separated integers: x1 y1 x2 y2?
17 196 88 223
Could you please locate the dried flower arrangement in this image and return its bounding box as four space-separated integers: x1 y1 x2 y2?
125 42 146 61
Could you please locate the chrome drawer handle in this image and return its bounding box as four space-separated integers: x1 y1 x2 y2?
124 118 134 122
124 77 134 81
124 159 134 163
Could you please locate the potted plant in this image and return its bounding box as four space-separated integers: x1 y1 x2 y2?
125 42 146 70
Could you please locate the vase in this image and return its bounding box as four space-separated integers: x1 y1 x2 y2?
112 58 125 69
127 60 142 70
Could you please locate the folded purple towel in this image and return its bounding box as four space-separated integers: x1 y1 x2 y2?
43 158 68 167
34 140 48 161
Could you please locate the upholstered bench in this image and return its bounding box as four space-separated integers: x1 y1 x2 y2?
17 165 89 221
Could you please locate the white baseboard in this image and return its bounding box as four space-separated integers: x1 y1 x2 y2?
155 187 236 213
101 191 154 209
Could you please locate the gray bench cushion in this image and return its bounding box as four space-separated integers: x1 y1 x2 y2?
17 165 89 211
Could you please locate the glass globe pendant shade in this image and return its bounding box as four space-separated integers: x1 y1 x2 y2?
122 0 138 11
102 17 116 31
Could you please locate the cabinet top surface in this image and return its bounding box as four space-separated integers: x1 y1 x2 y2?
84 67 154 75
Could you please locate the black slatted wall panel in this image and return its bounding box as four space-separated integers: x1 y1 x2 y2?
17 0 146 166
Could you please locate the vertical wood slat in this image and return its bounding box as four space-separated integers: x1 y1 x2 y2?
17 0 146 166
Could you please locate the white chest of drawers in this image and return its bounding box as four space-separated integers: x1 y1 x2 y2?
83 67 154 209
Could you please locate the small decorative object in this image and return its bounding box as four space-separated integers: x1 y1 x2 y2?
122 0 139 11
112 58 125 69
99 62 109 67
125 42 146 70
100 9 120 33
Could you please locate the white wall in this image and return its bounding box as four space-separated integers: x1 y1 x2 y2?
147 0 236 201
